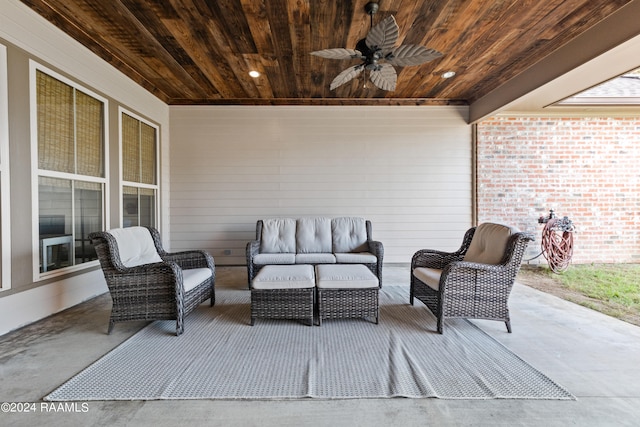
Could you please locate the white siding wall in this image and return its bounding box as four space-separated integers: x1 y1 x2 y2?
170 106 472 264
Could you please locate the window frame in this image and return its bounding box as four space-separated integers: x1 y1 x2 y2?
118 107 160 229
0 44 10 291
29 61 110 281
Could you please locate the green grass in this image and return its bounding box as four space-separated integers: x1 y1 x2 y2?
556 264 640 311
519 263 640 325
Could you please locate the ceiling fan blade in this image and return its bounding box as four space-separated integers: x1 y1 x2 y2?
365 15 398 54
330 65 364 90
386 45 443 66
310 48 362 60
369 63 397 91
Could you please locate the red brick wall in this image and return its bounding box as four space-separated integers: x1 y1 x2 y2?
476 116 640 265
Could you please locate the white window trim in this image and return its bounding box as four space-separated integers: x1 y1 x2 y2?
29 61 110 281
0 44 11 291
118 106 160 229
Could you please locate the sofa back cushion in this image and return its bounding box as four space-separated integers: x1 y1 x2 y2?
331 217 368 253
260 218 296 253
107 226 163 268
463 222 516 265
296 217 332 253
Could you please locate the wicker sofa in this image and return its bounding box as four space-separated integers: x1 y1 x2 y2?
246 217 384 287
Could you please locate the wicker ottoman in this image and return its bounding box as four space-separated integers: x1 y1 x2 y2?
315 264 380 325
250 264 315 326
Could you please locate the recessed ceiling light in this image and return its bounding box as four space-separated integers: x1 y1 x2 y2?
441 71 456 79
248 70 260 78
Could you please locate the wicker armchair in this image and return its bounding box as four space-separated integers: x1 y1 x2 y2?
90 226 215 336
410 223 534 334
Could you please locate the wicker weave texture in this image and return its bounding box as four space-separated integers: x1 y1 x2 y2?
410 227 533 334
250 288 314 325
317 288 379 325
90 227 215 336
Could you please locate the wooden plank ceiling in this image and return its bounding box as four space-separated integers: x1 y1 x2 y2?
19 0 633 105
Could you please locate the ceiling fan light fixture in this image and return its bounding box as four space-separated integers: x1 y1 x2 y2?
441 71 456 79
248 70 260 78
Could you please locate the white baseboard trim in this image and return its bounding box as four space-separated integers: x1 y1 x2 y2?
0 270 107 336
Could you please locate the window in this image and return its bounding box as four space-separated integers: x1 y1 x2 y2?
31 63 108 278
120 109 158 228
0 44 10 290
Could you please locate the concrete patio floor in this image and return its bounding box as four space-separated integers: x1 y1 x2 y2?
1 265 639 427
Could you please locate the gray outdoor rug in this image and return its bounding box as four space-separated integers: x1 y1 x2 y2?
45 286 574 401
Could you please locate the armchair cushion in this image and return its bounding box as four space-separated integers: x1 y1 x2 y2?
463 222 517 265
331 217 368 253
412 267 442 291
260 218 296 253
107 226 162 267
183 268 214 292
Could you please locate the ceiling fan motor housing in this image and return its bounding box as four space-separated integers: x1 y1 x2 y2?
356 38 383 70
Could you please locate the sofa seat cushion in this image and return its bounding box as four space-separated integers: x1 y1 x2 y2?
260 218 296 253
107 226 163 268
331 217 368 253
334 252 377 264
413 267 442 291
252 265 315 290
295 253 336 264
253 253 295 265
316 264 379 289
183 268 213 293
463 222 517 265
296 217 332 253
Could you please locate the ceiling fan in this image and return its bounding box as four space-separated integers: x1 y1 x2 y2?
310 2 443 91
